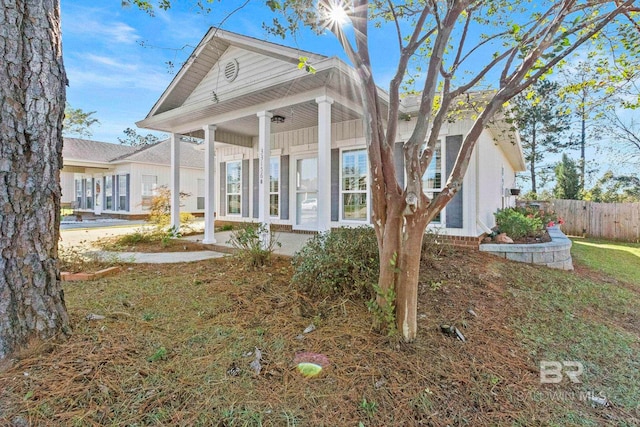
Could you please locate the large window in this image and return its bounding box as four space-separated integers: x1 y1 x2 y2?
117 175 128 211
270 157 279 217
141 175 157 210
227 161 242 215
104 176 113 210
341 149 368 221
422 142 442 223
197 178 205 210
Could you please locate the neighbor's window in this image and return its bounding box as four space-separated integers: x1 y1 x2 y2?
117 174 128 211
341 149 368 221
270 157 279 217
197 178 205 210
75 179 83 209
226 161 242 215
422 141 442 223
104 176 113 210
85 178 93 210
141 175 157 210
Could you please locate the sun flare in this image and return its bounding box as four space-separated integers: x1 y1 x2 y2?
322 0 350 28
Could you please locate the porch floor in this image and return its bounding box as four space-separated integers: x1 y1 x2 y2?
181 230 313 257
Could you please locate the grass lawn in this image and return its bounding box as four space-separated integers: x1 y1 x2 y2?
570 238 640 285
0 243 638 426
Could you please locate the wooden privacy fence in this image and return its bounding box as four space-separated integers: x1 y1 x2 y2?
550 199 640 242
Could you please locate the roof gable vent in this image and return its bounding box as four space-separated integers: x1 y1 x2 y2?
224 59 239 82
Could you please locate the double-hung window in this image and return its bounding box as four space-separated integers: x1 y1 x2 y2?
226 161 242 215
269 157 279 217
85 178 94 209
141 175 157 210
104 176 113 210
341 149 368 221
422 142 442 223
197 178 205 210
116 175 128 211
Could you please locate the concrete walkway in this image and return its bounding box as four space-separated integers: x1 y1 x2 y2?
181 230 313 257
94 250 225 264
60 221 313 263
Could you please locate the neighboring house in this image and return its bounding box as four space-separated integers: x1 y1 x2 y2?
61 138 205 218
136 29 525 245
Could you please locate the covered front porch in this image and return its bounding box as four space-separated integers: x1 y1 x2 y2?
136 30 372 246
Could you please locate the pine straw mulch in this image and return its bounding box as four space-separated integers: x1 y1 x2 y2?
0 250 634 426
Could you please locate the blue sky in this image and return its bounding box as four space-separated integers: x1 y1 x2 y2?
61 1 383 143
60 1 635 190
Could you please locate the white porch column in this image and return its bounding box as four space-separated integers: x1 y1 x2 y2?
203 125 217 244
170 133 181 233
316 95 334 232
257 111 273 248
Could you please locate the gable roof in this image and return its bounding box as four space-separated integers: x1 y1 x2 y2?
147 28 328 118
63 138 138 163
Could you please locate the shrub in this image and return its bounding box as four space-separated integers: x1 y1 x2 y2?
148 186 194 230
227 223 280 268
291 226 379 300
494 208 544 240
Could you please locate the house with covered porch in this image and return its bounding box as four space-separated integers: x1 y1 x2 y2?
136 29 525 246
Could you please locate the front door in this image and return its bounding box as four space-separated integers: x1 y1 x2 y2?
295 157 318 229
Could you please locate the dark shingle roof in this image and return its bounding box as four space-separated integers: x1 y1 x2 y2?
63 138 138 163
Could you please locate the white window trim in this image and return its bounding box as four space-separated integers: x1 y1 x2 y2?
269 156 280 218
226 160 242 216
291 152 318 231
420 140 446 227
339 147 370 223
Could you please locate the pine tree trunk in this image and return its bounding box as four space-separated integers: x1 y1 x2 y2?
0 1 70 362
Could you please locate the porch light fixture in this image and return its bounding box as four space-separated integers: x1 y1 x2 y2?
271 115 285 124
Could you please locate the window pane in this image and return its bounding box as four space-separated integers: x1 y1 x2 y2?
270 194 279 216
228 195 241 214
270 158 279 193
227 162 241 195
423 144 441 190
342 193 367 220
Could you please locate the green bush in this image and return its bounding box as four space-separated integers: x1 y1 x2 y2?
227 223 280 268
291 226 379 300
494 208 543 240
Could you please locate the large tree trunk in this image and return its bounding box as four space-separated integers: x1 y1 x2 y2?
0 1 70 362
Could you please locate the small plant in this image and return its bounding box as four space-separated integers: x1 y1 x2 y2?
228 223 280 268
366 283 397 336
359 397 378 418
291 226 379 300
494 208 543 240
147 346 167 362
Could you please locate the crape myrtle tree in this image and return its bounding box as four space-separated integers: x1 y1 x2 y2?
130 0 637 342
0 1 70 361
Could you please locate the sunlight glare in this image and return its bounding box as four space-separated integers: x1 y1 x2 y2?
322 0 350 28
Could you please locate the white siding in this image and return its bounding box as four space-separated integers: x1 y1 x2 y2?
184 46 297 108
477 129 518 230
60 171 75 204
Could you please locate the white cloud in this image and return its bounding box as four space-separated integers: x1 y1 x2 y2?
84 54 139 72
67 66 171 92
